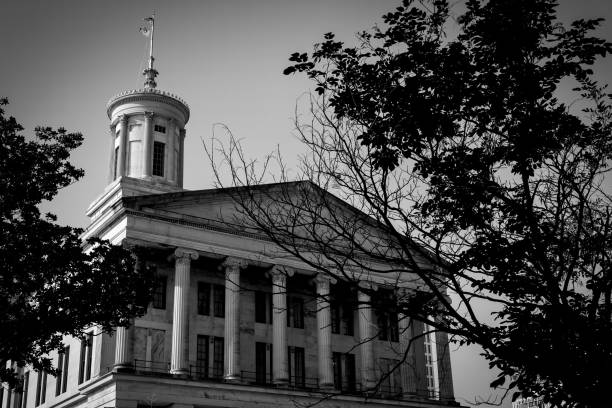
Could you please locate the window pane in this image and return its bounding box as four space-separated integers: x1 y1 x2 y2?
213 284 225 317
198 282 211 315
255 342 268 384
255 291 267 323
212 337 224 378
152 141 165 177
196 335 209 378
152 276 167 309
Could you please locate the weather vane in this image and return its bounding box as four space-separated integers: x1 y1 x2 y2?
140 12 157 89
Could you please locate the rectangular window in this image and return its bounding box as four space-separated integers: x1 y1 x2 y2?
196 335 209 379
379 358 402 396
287 297 304 329
213 284 225 318
152 141 165 177
255 342 272 385
288 346 305 387
342 303 354 336
424 325 439 399
154 125 166 133
197 282 211 315
35 371 47 406
331 301 340 334
212 337 224 379
113 146 119 180
378 311 399 342
20 372 29 408
152 276 167 309
78 333 94 384
255 291 271 324
55 347 69 396
333 352 356 392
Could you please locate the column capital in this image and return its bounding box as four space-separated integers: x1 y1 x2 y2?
144 111 155 119
222 256 248 270
174 247 199 261
269 265 295 279
179 128 186 137
119 114 128 124
313 273 337 287
358 280 379 291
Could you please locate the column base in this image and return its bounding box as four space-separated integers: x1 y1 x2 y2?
170 368 189 377
113 364 134 373
223 374 242 383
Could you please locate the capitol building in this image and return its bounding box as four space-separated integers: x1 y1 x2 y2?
2 20 458 408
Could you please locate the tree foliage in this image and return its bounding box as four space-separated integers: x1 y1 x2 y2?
0 98 153 386
209 1 612 407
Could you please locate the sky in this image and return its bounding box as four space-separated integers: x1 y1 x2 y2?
2 1 612 407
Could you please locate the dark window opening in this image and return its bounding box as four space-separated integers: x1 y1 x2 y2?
287 297 304 329
255 291 272 324
154 125 166 133
196 335 209 379
198 282 211 315
152 141 165 177
55 346 69 396
113 146 119 180
78 332 94 384
152 276 167 309
212 337 224 379
255 342 272 385
288 346 305 387
20 372 29 408
213 284 225 318
333 352 356 392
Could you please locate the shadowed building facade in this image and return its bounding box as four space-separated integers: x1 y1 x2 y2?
2 27 458 408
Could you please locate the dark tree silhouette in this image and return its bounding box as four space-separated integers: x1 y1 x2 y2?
206 1 612 407
0 98 153 387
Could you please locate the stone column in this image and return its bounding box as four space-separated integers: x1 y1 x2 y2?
113 322 133 371
166 119 176 183
398 312 417 397
142 112 154 178
357 284 376 391
171 248 198 375
270 266 290 385
223 257 247 382
314 274 336 390
436 328 454 401
178 129 186 187
117 115 128 178
108 123 117 182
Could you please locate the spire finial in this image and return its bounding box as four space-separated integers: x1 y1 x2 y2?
140 13 158 89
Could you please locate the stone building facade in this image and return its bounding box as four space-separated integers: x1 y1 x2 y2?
2 56 458 408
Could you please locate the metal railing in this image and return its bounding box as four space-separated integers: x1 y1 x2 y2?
133 359 171 376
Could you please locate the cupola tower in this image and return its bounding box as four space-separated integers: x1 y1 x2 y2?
87 15 190 224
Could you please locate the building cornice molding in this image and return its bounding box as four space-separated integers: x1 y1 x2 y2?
107 88 190 122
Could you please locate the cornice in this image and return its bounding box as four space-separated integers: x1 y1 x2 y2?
106 88 190 122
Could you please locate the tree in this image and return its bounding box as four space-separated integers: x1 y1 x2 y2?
0 98 153 387
207 1 612 407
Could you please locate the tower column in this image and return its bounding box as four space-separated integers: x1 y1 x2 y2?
314 274 336 390
271 267 290 385
171 248 198 375
117 115 128 178
357 284 376 391
107 124 116 182
143 112 154 177
223 257 247 382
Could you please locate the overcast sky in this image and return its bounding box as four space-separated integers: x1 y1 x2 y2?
2 1 612 406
